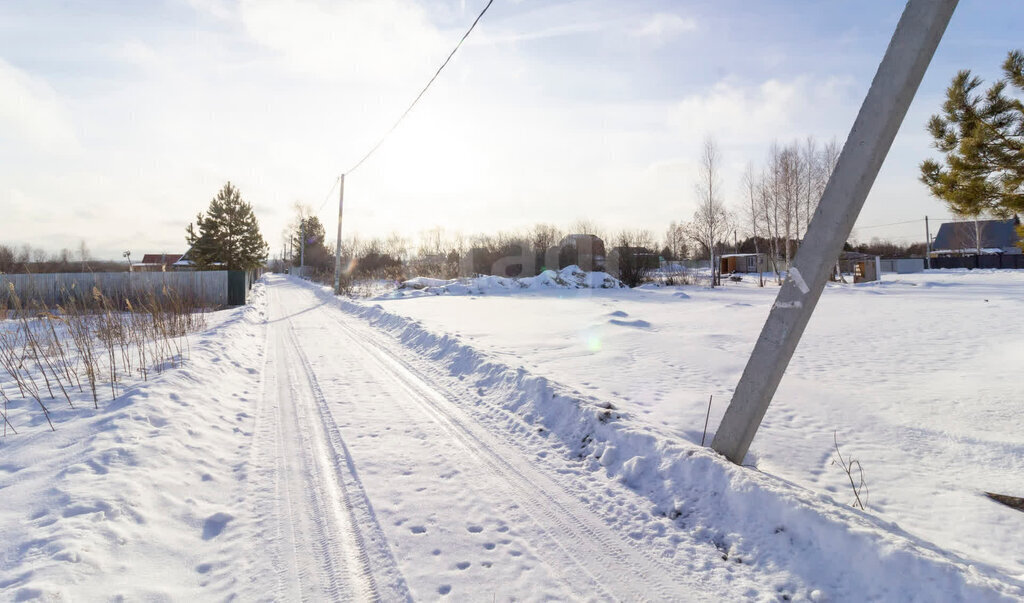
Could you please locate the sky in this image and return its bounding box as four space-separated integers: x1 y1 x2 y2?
2 0 1022 261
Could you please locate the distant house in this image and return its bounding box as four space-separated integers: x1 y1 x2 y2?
558 234 606 271
131 253 183 272
719 253 768 274
931 216 1022 256
610 246 660 269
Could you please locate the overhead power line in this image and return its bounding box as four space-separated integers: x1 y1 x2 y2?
854 218 924 230
315 0 495 215
317 174 342 213
343 0 496 176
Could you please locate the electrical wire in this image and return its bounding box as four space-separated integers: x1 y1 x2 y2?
342 0 495 176
854 218 924 230
315 0 494 216
316 174 342 213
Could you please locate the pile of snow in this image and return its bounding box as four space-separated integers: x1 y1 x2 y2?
392 265 624 297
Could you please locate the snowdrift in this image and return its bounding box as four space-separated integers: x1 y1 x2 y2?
391 265 625 297
306 280 1022 601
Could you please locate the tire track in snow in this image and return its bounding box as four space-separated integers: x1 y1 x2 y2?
244 308 303 601
246 288 409 602
283 321 411 602
323 306 711 601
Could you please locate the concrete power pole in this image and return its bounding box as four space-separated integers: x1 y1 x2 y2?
711 0 958 465
333 174 346 294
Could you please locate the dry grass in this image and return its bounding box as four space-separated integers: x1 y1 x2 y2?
0 282 208 432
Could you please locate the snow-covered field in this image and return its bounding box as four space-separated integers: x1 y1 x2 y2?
1 270 1021 600
371 269 1024 585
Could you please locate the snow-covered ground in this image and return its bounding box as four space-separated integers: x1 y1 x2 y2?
1 271 1021 600
0 295 267 599
370 269 1024 587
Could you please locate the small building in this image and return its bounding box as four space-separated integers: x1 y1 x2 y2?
836 252 881 283
719 253 769 274
931 216 1022 256
131 253 183 272
558 234 606 271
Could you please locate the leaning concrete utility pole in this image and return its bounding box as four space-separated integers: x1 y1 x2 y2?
333 174 346 294
711 0 958 465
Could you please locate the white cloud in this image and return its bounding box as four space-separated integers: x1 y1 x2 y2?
634 13 697 42
475 21 609 45
668 76 856 144
233 0 447 83
0 58 78 153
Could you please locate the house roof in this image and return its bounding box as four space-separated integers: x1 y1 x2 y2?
932 217 1020 252
139 253 183 265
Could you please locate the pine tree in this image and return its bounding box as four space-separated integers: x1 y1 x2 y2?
290 216 327 265
920 50 1024 222
186 182 269 270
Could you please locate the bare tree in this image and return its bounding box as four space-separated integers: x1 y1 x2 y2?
801 136 819 244
688 137 730 286
77 240 91 272
610 229 657 287
383 232 410 265
567 218 606 243
741 163 765 287
663 221 688 262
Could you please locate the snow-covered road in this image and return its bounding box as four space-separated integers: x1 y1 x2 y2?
242 275 731 600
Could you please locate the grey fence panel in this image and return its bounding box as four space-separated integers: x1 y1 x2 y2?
0 271 229 308
879 258 925 273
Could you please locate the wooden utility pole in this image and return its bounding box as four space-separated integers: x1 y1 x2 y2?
333 174 346 294
925 215 932 269
299 220 305 276
711 0 959 465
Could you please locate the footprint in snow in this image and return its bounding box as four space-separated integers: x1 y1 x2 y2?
202 512 234 540
608 318 651 328
410 525 427 534
606 310 629 317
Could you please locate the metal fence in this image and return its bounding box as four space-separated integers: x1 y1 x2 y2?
879 258 925 273
930 255 1024 270
0 271 230 308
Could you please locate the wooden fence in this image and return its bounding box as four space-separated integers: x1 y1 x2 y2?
0 271 230 308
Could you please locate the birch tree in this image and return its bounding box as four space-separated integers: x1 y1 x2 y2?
741 163 765 286
689 137 730 286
